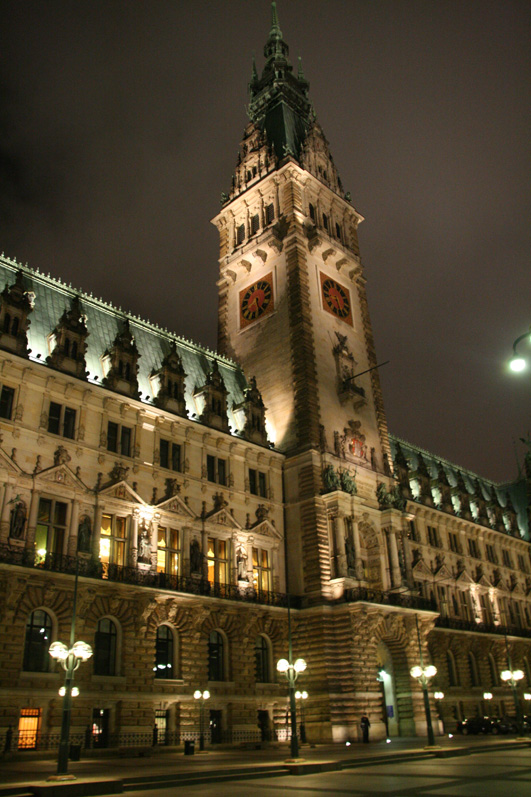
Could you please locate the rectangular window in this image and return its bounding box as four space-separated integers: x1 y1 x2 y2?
35 498 68 557
265 203 275 224
502 549 513 568
468 538 479 558
100 514 126 577
250 214 260 235
157 526 180 576
408 520 418 542
107 421 132 457
427 526 439 547
517 554 527 573
18 708 41 750
0 385 15 420
252 548 271 593
486 544 497 564
47 402 76 439
207 455 227 486
160 439 181 471
449 532 459 553
236 223 245 245
207 537 229 585
249 468 267 497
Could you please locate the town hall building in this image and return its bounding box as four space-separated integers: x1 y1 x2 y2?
0 4 529 751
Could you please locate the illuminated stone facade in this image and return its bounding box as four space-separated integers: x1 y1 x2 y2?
0 6 530 751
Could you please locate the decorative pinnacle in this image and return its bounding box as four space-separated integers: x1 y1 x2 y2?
270 1 282 38
251 54 258 81
298 56 305 80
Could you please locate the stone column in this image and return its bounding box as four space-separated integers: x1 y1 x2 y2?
92 504 103 560
0 483 13 543
272 543 281 592
352 518 363 580
387 529 401 588
201 524 209 580
489 588 501 625
246 536 254 584
182 526 191 577
334 514 347 578
130 510 139 566
469 585 482 623
26 487 40 550
150 514 160 571
64 499 76 557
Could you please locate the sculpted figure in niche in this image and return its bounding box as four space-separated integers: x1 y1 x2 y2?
237 546 248 581
9 497 26 539
345 536 356 571
190 538 202 573
138 526 151 563
77 515 92 553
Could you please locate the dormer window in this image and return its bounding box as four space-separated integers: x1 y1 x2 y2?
101 319 140 400
193 360 229 433
150 340 187 418
46 296 89 380
0 270 34 358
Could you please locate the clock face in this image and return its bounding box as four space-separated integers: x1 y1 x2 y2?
320 273 353 325
239 274 274 329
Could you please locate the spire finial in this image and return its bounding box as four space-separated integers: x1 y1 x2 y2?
271 2 281 36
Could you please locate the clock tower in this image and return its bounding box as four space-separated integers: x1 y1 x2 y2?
212 3 393 601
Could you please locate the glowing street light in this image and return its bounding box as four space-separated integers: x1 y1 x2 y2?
411 616 437 747
295 690 308 743
509 328 531 373
193 690 210 751
277 657 307 759
502 634 526 736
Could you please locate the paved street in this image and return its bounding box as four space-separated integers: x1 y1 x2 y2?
121 748 531 797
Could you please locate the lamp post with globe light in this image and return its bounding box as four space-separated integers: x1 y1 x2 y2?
502 635 526 736
277 657 306 758
410 615 437 747
47 562 92 779
295 690 308 743
509 327 531 373
193 690 210 751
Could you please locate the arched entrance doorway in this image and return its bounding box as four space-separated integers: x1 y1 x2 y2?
376 641 399 737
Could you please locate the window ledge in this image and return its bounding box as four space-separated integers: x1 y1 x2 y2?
154 678 184 685
207 680 235 687
20 670 61 680
92 675 126 684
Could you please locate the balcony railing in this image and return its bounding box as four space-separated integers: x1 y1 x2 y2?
342 586 437 612
435 614 531 639
0 544 300 609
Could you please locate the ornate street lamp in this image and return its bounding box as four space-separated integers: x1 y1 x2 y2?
193 690 210 751
47 563 92 781
509 327 531 373
410 615 437 747
502 635 526 736
295 690 308 743
48 640 92 778
277 657 307 759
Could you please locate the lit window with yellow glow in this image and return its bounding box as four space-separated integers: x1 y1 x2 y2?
252 548 271 593
207 537 228 585
100 514 126 577
157 527 180 575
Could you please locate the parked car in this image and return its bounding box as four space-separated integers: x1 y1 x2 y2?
455 717 493 735
491 716 530 735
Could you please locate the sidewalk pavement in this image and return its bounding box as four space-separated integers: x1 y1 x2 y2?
1 735 530 796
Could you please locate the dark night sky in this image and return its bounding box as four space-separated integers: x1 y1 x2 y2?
1 1 529 483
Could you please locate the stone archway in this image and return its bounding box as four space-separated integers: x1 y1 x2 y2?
376 640 399 737
378 616 417 737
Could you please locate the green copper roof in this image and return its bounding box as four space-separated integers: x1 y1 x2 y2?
0 255 249 431
248 2 312 160
389 435 529 540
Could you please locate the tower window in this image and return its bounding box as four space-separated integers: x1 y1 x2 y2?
265 203 275 224
322 213 329 232
250 214 260 235
335 223 342 239
236 224 245 245
309 203 316 222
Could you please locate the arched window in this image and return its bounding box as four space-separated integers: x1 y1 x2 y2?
208 630 225 681
23 610 52 672
488 653 499 687
94 618 117 676
155 626 174 679
468 652 479 686
447 651 458 687
255 635 271 683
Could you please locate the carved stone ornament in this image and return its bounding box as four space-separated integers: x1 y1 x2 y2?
9 496 27 540
53 445 71 466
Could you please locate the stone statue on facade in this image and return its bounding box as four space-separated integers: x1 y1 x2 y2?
190 538 202 573
9 496 26 539
322 464 340 493
138 526 152 563
77 515 92 553
237 546 248 581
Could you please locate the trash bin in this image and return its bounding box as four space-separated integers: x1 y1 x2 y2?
184 740 195 756
69 743 82 761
